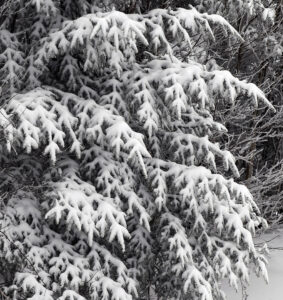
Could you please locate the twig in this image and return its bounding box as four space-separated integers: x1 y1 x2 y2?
0 289 10 300
255 234 280 246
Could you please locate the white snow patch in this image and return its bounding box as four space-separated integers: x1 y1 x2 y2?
224 228 283 300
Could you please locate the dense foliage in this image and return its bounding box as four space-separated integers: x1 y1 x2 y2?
0 1 278 300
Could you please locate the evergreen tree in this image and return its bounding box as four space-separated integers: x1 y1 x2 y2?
194 0 283 225
0 1 272 299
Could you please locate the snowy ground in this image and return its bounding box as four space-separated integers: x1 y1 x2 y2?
225 228 283 300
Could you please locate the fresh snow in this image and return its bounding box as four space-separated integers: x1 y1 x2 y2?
225 228 283 300
0 2 276 299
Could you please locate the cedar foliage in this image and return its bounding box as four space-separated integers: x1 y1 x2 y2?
0 1 274 299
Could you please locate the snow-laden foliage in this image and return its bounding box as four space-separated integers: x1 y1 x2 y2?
196 0 274 22
0 1 271 300
194 0 283 227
